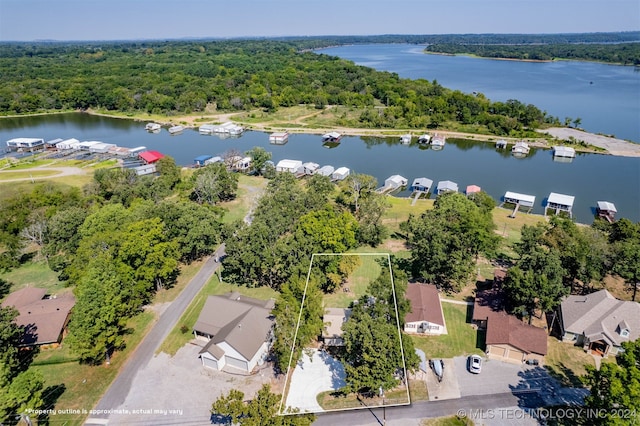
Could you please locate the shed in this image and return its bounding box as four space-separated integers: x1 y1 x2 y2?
56 138 80 150
385 175 408 189
133 164 157 176
553 146 576 158
332 167 350 181
139 150 165 164
412 177 433 193
194 155 213 166
436 180 458 194
317 165 335 177
546 192 575 217
276 159 303 173
466 185 482 195
302 162 320 175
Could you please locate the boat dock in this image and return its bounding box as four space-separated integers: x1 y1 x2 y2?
376 175 408 194
500 191 536 216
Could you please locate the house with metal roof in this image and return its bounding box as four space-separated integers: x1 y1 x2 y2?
195 292 275 373
596 201 617 223
412 177 433 193
404 283 446 335
559 289 640 357
275 159 303 173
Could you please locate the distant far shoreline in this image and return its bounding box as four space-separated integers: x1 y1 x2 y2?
2 108 639 158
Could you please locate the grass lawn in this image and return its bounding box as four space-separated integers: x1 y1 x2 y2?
30 310 156 426
411 303 484 359
420 416 474 426
218 174 268 224
152 259 207 305
317 383 410 410
491 207 547 256
321 254 388 308
544 336 595 387
382 196 434 235
0 170 61 180
157 269 278 356
0 260 66 294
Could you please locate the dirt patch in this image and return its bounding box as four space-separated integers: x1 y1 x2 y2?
540 127 640 157
380 239 409 253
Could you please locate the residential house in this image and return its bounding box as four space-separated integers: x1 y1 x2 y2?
559 289 640 357
485 312 548 364
1 287 76 346
322 308 352 346
404 283 446 335
194 292 275 373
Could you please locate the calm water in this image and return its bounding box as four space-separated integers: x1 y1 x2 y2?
1 113 638 224
320 44 640 143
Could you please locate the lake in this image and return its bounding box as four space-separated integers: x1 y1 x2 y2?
1 113 638 224
319 44 640 143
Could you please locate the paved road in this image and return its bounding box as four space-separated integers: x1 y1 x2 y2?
85 245 225 425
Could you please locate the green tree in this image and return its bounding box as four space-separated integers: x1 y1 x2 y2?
0 370 45 424
613 239 640 301
211 384 315 425
190 162 239 204
245 146 272 175
0 307 23 388
582 339 640 426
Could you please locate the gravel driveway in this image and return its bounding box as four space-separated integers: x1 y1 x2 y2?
107 341 274 425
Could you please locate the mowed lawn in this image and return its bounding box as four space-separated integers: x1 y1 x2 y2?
30 311 155 426
321 254 389 308
0 261 67 294
411 302 484 359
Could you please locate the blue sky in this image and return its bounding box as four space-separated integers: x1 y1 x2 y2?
0 0 638 41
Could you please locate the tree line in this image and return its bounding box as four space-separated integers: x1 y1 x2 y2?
0 39 560 136
425 43 640 65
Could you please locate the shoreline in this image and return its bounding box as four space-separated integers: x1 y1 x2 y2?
2 109 639 158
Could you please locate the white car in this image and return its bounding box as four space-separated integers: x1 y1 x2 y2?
468 355 482 374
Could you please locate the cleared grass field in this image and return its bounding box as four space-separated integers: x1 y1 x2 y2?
0 170 61 180
382 196 434 235
218 174 267 224
411 303 484 359
545 336 596 387
321 254 387 308
0 261 66 294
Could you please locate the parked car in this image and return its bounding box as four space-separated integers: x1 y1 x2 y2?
468 355 482 374
525 358 539 366
430 359 444 382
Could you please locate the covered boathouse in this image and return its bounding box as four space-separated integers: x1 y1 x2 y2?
545 192 575 218
500 191 536 216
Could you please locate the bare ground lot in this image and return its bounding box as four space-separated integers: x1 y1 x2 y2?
540 127 640 157
107 341 275 426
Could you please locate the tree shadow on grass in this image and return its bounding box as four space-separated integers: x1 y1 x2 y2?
37 384 66 426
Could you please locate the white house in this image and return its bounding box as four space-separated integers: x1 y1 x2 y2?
436 180 458 194
385 175 408 189
195 293 275 373
404 283 446 335
275 159 303 173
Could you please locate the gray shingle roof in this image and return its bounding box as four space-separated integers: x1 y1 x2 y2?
561 289 640 346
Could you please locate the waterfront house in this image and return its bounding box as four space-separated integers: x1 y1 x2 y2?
195 292 275 373
404 283 446 335
485 312 547 365
436 180 458 195
233 157 252 172
501 191 536 214
275 159 303 173
55 138 80 150
559 289 640 357
385 175 408 190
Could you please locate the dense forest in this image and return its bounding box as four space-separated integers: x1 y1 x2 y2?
425 42 640 65
0 39 560 136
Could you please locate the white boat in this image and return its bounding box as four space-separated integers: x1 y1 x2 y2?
168 125 184 135
145 123 161 132
400 134 412 144
418 134 431 144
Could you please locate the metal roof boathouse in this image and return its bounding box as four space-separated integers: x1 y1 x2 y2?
501 191 536 216
545 192 575 218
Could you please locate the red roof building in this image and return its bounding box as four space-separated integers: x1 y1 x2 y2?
138 150 165 164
